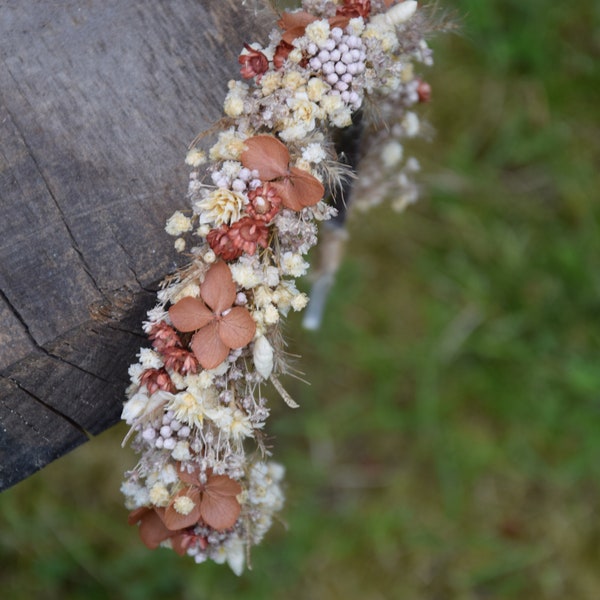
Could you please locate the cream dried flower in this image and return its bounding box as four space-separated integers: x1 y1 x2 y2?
165 211 193 236
196 189 246 226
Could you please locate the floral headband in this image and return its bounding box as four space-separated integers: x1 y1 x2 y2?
121 0 435 574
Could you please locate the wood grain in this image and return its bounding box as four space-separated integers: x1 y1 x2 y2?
0 0 273 490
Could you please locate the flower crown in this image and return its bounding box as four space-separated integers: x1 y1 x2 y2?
121 0 435 574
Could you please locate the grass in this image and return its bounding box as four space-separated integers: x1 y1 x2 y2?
1 1 599 598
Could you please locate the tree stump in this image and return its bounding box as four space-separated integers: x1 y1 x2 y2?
0 0 270 490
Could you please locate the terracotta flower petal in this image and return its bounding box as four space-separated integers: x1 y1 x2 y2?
135 508 173 549
201 261 236 314
219 307 256 350
163 488 203 531
128 506 151 526
200 493 241 531
270 167 325 211
171 532 197 556
206 474 243 498
176 463 202 487
241 135 290 181
278 10 317 33
169 297 214 332
329 14 351 29
191 322 230 370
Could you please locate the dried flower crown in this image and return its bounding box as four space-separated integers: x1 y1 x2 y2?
121 0 436 574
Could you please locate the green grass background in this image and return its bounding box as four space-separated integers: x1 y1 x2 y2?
2 1 599 598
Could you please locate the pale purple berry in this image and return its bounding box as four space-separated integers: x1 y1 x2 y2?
322 61 335 75
335 62 347 75
309 57 321 70
326 73 339 85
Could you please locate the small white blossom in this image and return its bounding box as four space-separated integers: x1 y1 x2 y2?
165 211 193 236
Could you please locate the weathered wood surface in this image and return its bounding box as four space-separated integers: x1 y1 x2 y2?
0 0 272 490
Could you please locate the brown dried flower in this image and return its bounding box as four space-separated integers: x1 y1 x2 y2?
208 217 270 261
247 185 282 223
140 367 176 394
239 43 269 80
168 261 256 370
241 135 325 211
336 0 371 19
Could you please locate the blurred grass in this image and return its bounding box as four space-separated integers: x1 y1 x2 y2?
2 1 600 598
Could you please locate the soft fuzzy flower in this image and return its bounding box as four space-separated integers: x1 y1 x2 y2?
185 149 207 167
382 141 404 168
138 348 163 369
209 129 247 161
304 19 331 46
223 94 245 118
168 261 256 370
165 211 193 236
306 77 330 102
208 218 270 261
302 142 327 164
280 252 309 277
282 71 306 91
238 43 269 80
196 188 246 227
260 71 283 95
241 135 324 211
229 257 263 289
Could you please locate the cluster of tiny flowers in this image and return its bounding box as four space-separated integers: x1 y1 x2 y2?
122 0 433 574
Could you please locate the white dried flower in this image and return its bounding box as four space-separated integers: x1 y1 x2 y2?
138 348 163 369
185 148 207 167
302 142 327 164
291 292 309 312
165 211 193 236
174 238 186 252
253 335 274 380
149 483 170 507
402 111 420 137
264 304 280 325
173 494 196 515
305 19 330 46
382 141 404 168
281 252 309 277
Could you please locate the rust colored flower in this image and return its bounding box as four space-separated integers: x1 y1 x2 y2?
241 135 325 211
207 217 270 261
417 79 432 103
247 185 282 223
273 40 294 70
168 261 256 370
336 0 371 19
149 322 181 353
128 506 209 556
239 43 269 80
140 367 176 394
206 225 241 261
162 346 199 375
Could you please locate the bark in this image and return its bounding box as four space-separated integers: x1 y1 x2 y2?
0 0 272 490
